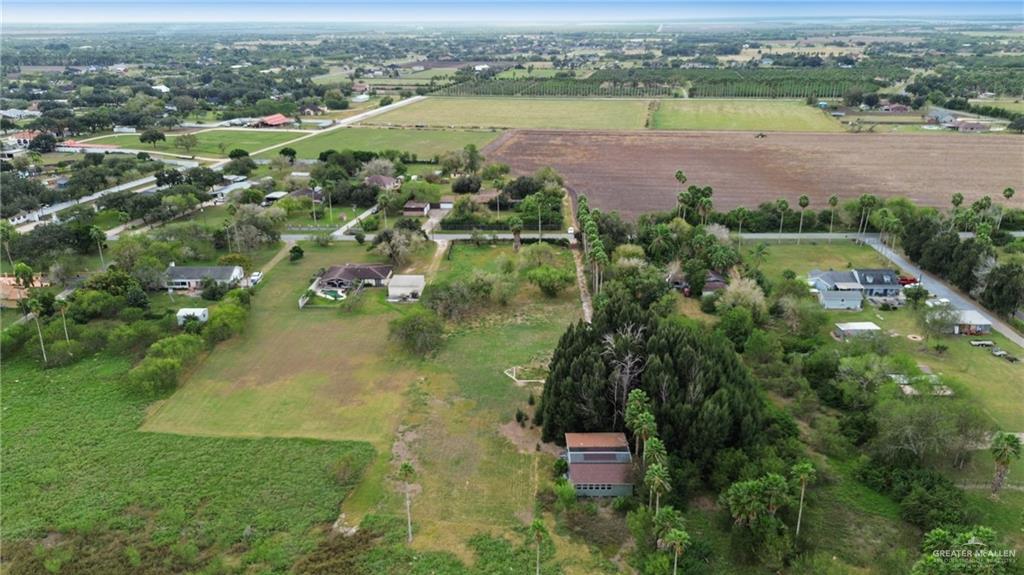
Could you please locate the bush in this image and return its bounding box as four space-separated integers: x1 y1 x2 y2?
147 334 205 362
45 339 84 368
79 323 111 354
388 309 444 355
359 215 380 232
200 278 228 301
108 321 163 355
289 245 304 262
526 265 573 297
451 174 482 194
203 303 248 345
118 307 146 323
128 356 182 393
1 323 32 356
354 231 366 244
699 293 719 313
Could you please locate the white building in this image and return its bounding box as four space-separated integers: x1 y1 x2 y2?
176 308 210 326
834 321 881 340
388 275 426 302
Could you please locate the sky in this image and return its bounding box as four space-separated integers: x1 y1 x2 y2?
2 0 1021 25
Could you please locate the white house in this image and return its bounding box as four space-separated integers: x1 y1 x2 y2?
152 84 171 94
952 309 993 336
176 307 209 326
834 321 881 340
388 275 426 302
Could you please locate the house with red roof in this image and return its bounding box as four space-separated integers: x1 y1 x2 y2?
250 113 294 128
564 432 634 497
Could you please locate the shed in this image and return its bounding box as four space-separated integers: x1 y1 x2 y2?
388 275 426 302
834 321 881 340
261 191 288 206
402 201 430 217
953 309 992 335
176 308 209 326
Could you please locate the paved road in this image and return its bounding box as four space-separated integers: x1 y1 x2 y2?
864 237 1024 351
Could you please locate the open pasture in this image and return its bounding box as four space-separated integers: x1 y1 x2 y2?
91 129 300 157
650 98 843 132
485 129 1024 220
362 96 650 130
268 126 499 159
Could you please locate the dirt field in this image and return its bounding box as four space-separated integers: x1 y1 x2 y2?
485 130 1024 219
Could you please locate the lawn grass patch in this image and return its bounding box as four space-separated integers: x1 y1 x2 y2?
363 97 651 130
651 99 843 132
265 126 499 159
1 355 372 572
90 129 300 157
742 240 893 284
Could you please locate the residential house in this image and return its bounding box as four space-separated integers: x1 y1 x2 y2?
287 187 324 204
882 103 910 113
957 121 990 133
852 269 902 297
164 264 244 291
250 113 293 128
808 269 864 310
299 104 327 116
0 275 49 308
666 270 727 297
834 321 881 340
565 433 634 498
10 130 42 147
352 94 371 103
318 264 393 290
402 200 430 217
364 175 401 191
952 309 993 335
260 191 288 206
151 84 171 94
388 275 426 302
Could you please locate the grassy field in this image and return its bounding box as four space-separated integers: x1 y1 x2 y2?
362 97 651 130
261 127 499 159
741 240 893 284
970 98 1024 113
651 99 844 132
1 356 372 571
91 129 301 157
496 67 561 79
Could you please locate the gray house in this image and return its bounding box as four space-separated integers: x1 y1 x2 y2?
808 269 864 310
565 432 634 498
853 269 902 297
318 263 393 290
164 264 244 291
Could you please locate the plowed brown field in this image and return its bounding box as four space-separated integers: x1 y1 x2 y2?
485 130 1024 220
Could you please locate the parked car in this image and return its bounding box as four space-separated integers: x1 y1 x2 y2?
898 276 919 286
249 272 264 286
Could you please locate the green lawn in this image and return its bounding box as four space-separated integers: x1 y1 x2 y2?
363 97 651 130
651 99 844 132
263 127 499 159
970 98 1024 114
1 356 372 572
90 129 302 157
742 240 893 284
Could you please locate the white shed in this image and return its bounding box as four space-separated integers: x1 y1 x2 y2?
176 308 209 326
388 275 426 302
834 321 881 340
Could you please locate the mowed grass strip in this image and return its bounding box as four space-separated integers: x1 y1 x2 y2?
141 242 435 443
266 127 500 159
1 356 372 568
651 99 843 132
362 97 651 130
91 129 302 157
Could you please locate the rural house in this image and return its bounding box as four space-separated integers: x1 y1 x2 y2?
852 269 902 298
286 187 324 203
807 269 864 310
364 175 401 191
164 264 244 291
318 263 394 290
387 274 426 302
402 200 430 217
565 433 634 498
250 113 293 128
666 269 727 297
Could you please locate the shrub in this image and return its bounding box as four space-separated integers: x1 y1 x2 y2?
354 231 366 244
388 309 444 355
0 323 31 356
79 323 111 353
526 265 573 297
118 307 146 323
46 340 84 368
200 278 228 301
147 334 205 362
128 356 182 393
359 215 379 232
289 245 304 262
451 174 482 194
203 303 248 345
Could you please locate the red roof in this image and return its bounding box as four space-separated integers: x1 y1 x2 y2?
565 432 628 450
260 113 291 126
59 140 118 149
569 462 633 485
13 130 41 140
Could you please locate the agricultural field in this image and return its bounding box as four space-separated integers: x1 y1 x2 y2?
650 99 843 132
970 98 1024 114
90 129 302 157
362 97 651 130
485 129 1024 219
262 126 499 159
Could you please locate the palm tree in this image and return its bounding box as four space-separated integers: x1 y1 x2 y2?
797 195 810 244
508 215 524 252
827 194 839 243
0 220 17 271
997 187 1015 230
398 462 416 542
776 199 789 243
749 242 769 271
990 432 1022 499
698 196 712 226
664 528 691 575
624 389 651 457
791 461 816 538
529 518 546 575
54 299 71 345
734 206 749 248
27 298 47 364
90 226 107 268
645 463 671 513
644 437 667 470
674 170 688 218
635 411 657 464
950 192 964 231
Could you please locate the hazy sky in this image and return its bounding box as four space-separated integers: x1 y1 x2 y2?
3 0 1021 25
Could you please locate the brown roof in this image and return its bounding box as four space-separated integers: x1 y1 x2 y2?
565 432 628 450
365 175 398 188
569 462 633 485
